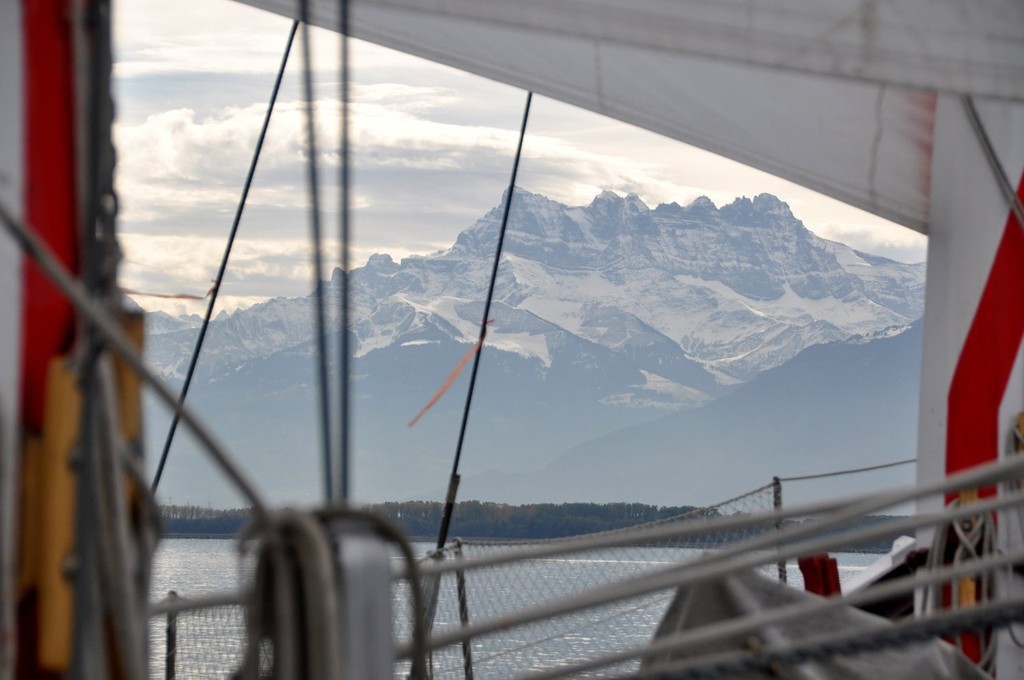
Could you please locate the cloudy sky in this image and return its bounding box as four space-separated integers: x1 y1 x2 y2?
112 0 928 316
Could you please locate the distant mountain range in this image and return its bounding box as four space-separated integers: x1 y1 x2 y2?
458 319 922 508
142 190 924 506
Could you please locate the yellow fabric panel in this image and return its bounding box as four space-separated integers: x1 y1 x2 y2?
35 359 79 672
114 311 144 443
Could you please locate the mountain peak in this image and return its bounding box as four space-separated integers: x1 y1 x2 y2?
719 193 794 227
588 190 625 212
687 195 717 210
678 195 719 220
365 253 398 273
623 192 650 216
752 193 793 216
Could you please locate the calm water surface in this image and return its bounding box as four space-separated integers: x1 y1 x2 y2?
149 538 877 679
150 538 876 599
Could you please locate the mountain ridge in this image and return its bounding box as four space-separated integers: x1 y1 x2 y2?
141 189 924 505
147 188 922 387
454 319 923 508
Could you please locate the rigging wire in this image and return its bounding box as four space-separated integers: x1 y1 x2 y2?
963 96 1024 233
298 1 336 502
151 21 299 493
777 457 915 482
435 90 533 549
337 0 352 502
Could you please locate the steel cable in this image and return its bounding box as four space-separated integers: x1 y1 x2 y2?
337 0 352 502
435 90 533 549
151 21 299 493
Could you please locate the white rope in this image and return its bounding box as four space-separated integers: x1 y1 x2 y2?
236 510 342 679
922 498 997 671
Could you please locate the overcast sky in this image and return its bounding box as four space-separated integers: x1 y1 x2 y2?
112 0 928 316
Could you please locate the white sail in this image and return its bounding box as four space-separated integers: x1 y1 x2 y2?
241 0 1024 100
0 0 22 674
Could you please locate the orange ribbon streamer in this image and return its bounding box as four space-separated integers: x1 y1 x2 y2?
408 321 492 428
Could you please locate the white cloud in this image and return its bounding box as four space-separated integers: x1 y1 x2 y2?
113 0 925 317
114 0 306 78
119 231 333 314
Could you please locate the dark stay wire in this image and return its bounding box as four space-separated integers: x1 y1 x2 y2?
151 21 299 493
337 0 352 502
435 91 534 550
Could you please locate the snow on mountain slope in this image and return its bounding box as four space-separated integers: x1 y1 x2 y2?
347 188 922 382
142 189 925 504
145 189 923 394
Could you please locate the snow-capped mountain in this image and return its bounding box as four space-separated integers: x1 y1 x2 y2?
147 297 313 381
148 188 922 390
460 319 924 507
142 189 924 504
434 189 923 380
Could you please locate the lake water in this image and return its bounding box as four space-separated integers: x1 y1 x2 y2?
149 538 878 679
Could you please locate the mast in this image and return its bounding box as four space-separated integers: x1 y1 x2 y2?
917 96 1024 673
1 1 152 678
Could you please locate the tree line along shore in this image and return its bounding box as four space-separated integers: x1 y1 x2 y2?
160 501 903 553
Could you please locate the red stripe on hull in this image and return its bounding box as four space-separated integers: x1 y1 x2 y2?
20 0 80 431
946 173 1024 498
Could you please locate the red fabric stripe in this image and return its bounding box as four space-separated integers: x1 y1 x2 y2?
20 0 79 430
946 173 1024 499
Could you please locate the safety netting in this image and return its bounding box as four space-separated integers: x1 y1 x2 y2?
395 483 779 679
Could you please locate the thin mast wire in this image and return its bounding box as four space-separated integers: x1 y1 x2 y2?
337 0 351 502
298 2 335 502
435 91 533 549
963 96 1024 231
151 21 299 492
777 457 915 482
962 97 1024 411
